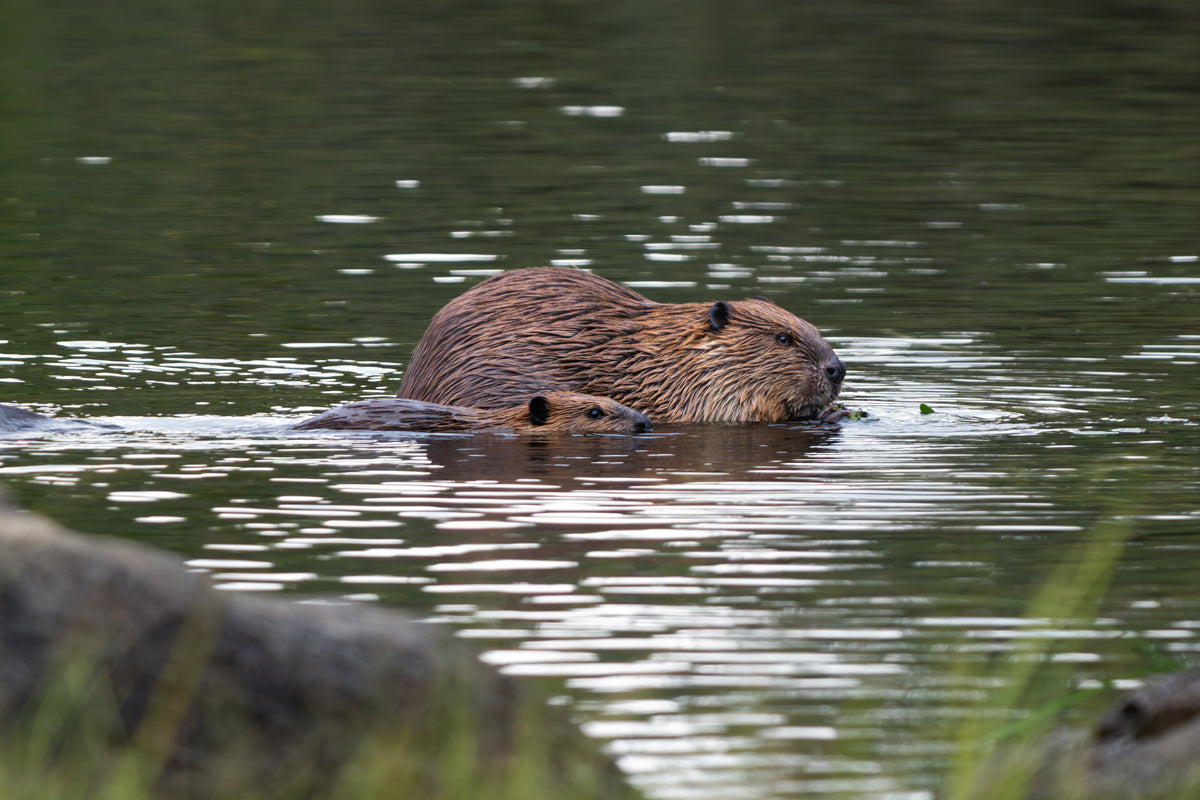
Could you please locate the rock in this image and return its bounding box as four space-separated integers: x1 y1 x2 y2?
0 496 636 799
990 670 1200 800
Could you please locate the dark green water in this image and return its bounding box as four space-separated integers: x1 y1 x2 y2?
2 2 1199 797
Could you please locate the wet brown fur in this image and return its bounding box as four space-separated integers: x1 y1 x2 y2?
397 267 844 423
290 392 652 434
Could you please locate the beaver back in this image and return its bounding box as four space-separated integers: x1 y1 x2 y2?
399 268 647 405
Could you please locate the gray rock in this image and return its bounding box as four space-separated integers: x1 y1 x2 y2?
0 496 636 799
986 670 1200 800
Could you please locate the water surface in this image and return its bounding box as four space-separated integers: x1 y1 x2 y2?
2 2 1199 797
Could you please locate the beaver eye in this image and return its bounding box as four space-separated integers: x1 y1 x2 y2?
775 333 793 346
587 407 604 419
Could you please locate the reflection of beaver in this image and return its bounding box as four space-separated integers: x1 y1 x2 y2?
290 393 652 434
419 422 839 483
398 268 847 423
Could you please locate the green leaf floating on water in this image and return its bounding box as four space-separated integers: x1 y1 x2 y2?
919 403 935 415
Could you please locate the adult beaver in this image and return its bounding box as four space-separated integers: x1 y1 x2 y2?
290 392 652 434
398 267 847 423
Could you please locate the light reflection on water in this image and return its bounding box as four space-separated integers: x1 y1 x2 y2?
2 336 1199 799
4 2 1199 795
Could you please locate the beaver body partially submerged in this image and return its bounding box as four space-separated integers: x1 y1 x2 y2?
0 403 113 433
398 268 846 424
290 393 652 434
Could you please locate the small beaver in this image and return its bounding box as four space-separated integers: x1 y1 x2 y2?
398 267 846 423
290 392 652 434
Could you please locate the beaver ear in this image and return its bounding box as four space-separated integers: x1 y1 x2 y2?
528 395 550 425
708 301 732 330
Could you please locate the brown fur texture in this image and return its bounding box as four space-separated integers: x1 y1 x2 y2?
398 267 845 423
290 392 652 434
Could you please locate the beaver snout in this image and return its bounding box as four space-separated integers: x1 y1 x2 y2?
822 356 846 385
623 409 653 434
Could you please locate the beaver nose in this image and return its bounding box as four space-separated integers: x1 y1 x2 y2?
634 416 653 434
823 356 846 384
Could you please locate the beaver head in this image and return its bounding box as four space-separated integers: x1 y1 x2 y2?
515 392 653 434
702 297 844 421
597 295 844 424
